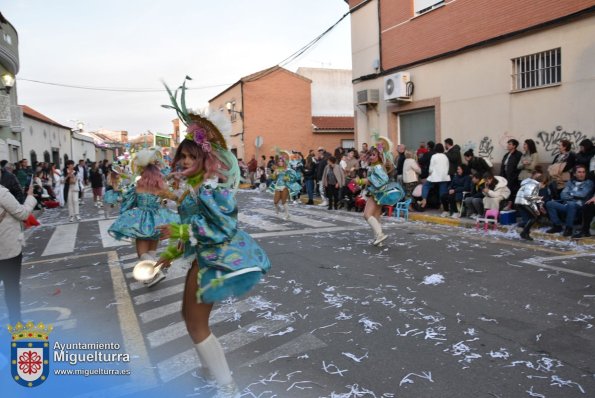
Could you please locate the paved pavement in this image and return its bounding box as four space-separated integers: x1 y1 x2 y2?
1 188 593 398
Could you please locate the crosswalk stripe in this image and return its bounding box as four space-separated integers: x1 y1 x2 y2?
98 219 129 248
42 223 79 256
251 225 369 239
241 332 327 367
133 284 185 305
291 207 364 224
146 299 255 348
138 300 182 324
252 208 334 227
128 271 187 291
157 318 291 383
120 253 138 262
238 213 290 231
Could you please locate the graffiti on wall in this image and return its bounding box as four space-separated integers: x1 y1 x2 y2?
461 138 493 160
535 126 594 158
478 136 494 159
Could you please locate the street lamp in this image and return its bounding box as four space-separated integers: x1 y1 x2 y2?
1 73 15 94
225 101 243 120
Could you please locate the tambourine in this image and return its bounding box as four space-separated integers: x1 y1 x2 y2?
132 260 162 282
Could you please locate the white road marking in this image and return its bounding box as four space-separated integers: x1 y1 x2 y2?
157 318 291 382
241 332 327 367
42 223 79 256
252 208 335 228
146 299 256 348
291 207 365 225
520 253 595 277
73 251 158 398
251 225 369 239
133 284 185 305
98 219 128 248
238 212 290 231
138 300 182 324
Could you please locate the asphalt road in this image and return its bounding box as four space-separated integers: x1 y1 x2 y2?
1 190 594 398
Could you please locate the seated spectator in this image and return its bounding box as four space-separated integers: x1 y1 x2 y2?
545 165 594 236
462 172 486 218
573 193 595 238
440 165 471 218
482 174 511 211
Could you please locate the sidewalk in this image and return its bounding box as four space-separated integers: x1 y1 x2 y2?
298 195 595 245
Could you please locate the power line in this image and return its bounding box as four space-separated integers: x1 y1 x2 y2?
16 12 350 93
278 11 349 67
16 78 232 93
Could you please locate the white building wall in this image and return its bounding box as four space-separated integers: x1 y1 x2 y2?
21 116 72 167
350 0 380 79
352 14 595 164
296 67 353 116
72 132 95 162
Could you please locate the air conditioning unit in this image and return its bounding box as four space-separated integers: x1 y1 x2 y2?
356 89 379 105
384 72 412 101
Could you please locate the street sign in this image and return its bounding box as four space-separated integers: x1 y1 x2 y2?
255 136 264 148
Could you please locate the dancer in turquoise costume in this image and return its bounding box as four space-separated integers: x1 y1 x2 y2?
156 77 271 397
288 153 304 201
108 149 180 286
268 156 297 219
103 166 124 207
355 136 404 246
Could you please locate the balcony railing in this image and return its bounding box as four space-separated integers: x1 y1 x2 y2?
0 94 10 127
10 105 22 132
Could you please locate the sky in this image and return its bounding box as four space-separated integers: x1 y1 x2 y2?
3 0 352 136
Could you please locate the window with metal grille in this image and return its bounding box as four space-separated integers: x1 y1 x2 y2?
511 48 561 91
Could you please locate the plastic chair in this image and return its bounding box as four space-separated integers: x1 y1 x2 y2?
395 198 412 220
475 209 499 231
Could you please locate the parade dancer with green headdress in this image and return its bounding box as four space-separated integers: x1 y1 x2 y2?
355 136 404 246
156 77 271 397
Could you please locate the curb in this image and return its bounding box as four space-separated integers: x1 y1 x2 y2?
294 197 595 245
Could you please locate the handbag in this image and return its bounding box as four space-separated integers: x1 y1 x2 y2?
547 162 570 189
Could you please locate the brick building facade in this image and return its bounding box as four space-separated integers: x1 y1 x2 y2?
347 0 595 165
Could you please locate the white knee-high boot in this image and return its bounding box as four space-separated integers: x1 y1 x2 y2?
194 344 215 383
274 203 280 214
367 216 387 245
283 203 290 219
194 334 235 388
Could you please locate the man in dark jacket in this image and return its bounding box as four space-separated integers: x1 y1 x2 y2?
316 148 330 207
0 160 25 204
419 141 435 180
500 139 522 206
444 138 462 177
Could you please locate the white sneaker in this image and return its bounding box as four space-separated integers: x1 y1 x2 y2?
146 270 166 288
75 215 81 221
216 381 240 398
451 213 461 219
373 233 388 246
440 211 449 217
318 201 328 207
69 216 74 222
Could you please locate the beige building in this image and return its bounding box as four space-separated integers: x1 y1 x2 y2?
347 0 595 164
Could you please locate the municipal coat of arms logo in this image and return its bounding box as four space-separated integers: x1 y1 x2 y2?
7 321 53 387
